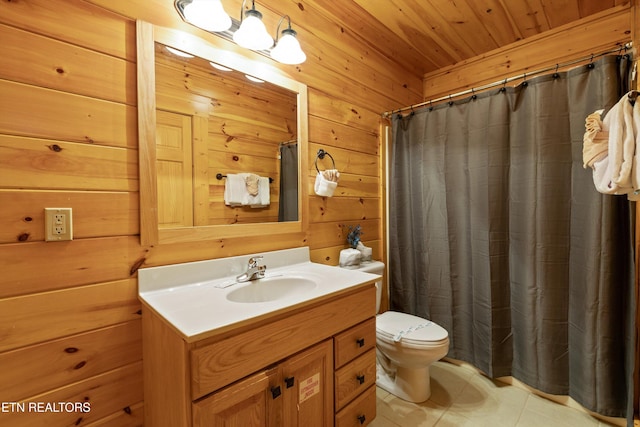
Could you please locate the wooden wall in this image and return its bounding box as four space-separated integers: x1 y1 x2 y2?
2 0 632 425
0 0 419 425
422 4 634 102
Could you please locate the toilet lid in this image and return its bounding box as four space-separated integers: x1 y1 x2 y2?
377 311 449 346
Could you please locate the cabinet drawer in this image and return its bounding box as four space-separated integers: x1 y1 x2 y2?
334 318 376 368
334 349 376 410
335 385 376 427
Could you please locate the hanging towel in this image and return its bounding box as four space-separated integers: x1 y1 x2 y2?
605 94 635 189
250 177 271 208
583 92 640 200
582 109 608 168
314 169 340 197
224 173 247 206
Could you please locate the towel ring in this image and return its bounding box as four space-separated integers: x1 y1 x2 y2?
315 149 336 173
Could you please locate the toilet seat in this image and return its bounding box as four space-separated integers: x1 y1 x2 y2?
377 311 449 349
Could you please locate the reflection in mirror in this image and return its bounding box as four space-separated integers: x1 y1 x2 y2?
154 41 299 227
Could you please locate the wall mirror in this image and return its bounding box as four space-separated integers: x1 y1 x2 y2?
137 21 308 246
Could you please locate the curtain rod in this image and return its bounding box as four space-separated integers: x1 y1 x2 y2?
382 44 634 118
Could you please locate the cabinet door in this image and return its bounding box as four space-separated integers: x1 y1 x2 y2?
281 340 333 427
192 367 281 427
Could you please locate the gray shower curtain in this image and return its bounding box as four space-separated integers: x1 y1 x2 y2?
278 142 298 222
389 55 635 420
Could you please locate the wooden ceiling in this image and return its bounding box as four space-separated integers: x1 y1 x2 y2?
341 0 628 76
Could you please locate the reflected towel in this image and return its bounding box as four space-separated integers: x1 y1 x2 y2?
224 173 247 206
314 171 338 197
250 177 271 208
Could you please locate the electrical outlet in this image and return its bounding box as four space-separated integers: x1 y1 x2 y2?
45 208 73 242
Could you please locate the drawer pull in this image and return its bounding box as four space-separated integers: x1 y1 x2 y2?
356 374 365 385
271 386 281 399
285 376 295 388
357 414 366 424
356 338 365 347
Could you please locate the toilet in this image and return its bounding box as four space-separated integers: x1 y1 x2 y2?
352 261 449 403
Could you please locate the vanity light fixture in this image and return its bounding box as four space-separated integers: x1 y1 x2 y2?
174 0 232 32
233 0 273 51
270 15 306 65
174 0 306 65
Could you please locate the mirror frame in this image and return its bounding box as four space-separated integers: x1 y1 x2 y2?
136 21 308 246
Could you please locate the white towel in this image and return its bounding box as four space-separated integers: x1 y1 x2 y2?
224 173 247 206
605 94 635 189
314 172 338 197
250 177 270 208
586 92 640 200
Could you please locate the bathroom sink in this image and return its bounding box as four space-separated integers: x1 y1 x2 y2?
226 276 318 303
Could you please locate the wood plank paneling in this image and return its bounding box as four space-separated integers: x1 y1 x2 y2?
83 402 144 427
308 89 381 133
1 237 143 298
0 81 138 148
0 190 138 243
0 0 136 61
309 117 379 156
0 279 140 351
0 23 136 105
309 197 379 223
0 362 143 427
0 135 138 192
0 321 141 402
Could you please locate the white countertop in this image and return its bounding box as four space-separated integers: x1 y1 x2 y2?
138 247 380 341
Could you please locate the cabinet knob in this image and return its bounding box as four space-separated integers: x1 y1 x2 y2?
356 374 365 385
357 414 366 424
285 376 295 388
271 386 281 399
356 338 365 347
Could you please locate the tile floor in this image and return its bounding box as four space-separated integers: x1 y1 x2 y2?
370 360 624 427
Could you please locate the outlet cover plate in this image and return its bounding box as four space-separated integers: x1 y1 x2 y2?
45 207 73 242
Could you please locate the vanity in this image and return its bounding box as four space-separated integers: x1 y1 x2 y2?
139 247 378 426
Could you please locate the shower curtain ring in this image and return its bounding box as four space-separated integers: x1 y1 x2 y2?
500 78 507 93
429 100 433 111
522 73 528 87
553 64 560 79
471 88 477 100
448 94 453 106
587 54 595 69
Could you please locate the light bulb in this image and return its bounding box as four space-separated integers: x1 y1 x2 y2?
233 9 273 51
165 46 194 58
182 0 231 32
271 29 306 65
245 75 264 83
210 62 232 71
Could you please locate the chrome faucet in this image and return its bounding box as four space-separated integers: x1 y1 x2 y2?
236 256 266 282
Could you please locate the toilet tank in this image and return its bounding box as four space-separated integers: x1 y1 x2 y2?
351 261 385 313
